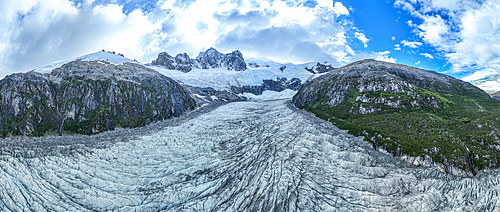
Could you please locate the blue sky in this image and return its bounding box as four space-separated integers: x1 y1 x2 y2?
1 0 499 91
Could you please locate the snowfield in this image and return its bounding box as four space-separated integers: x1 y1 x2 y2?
1 97 500 211
34 51 141 74
151 58 316 90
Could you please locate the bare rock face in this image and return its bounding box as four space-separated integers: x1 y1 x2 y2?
305 62 335 74
150 52 196 73
151 47 247 72
0 60 196 137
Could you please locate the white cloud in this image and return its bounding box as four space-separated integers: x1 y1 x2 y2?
0 0 158 78
395 0 500 91
394 44 401 51
354 32 369 47
401 40 422 48
416 14 449 47
0 0 359 78
415 61 421 65
391 36 396 41
332 2 350 16
375 51 397 63
420 53 434 59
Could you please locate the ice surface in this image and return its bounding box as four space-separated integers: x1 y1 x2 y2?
241 89 297 101
35 51 141 74
151 59 315 90
1 97 500 211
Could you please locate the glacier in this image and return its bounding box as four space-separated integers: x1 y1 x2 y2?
1 93 500 211
151 58 316 91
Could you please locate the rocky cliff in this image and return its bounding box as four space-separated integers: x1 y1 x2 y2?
151 47 247 72
0 57 196 137
293 59 500 176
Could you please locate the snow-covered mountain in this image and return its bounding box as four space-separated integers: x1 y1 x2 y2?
2 49 500 211
0 50 195 136
34 50 141 74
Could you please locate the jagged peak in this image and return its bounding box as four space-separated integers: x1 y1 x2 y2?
151 47 247 72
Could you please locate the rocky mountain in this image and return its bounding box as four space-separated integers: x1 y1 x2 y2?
491 91 500 100
293 59 500 176
304 62 335 74
151 47 247 72
0 52 196 137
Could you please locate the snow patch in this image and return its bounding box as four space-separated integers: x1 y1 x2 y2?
35 51 141 74
241 89 297 101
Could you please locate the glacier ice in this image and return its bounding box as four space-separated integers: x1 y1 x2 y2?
1 97 500 211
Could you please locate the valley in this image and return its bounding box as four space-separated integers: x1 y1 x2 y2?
1 95 500 211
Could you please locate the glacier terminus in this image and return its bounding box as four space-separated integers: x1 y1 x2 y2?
1 92 500 211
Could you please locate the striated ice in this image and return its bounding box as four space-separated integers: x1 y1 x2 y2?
1 97 500 211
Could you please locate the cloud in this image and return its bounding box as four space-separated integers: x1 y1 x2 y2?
395 0 500 91
415 61 421 65
0 0 360 78
394 44 401 51
401 40 422 48
375 51 397 63
416 14 449 47
420 53 434 59
349 51 397 63
391 36 396 41
354 32 369 47
0 0 157 78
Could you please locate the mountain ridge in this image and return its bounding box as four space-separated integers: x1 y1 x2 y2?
293 59 500 176
0 56 196 137
151 47 247 72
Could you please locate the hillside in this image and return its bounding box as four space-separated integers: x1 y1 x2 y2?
293 59 500 176
0 51 196 137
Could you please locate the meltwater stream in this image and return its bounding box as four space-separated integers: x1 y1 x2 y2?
1 97 500 211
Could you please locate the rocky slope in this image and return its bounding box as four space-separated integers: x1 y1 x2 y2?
151 47 247 72
293 59 500 176
0 52 196 137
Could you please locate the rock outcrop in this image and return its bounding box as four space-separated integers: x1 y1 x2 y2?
0 59 196 137
231 77 302 95
151 47 247 72
304 62 335 74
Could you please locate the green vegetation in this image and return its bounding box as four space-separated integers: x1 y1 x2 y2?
301 86 500 174
0 73 196 137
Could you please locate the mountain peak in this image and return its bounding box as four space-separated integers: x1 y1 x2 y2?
293 60 499 176
35 50 140 74
151 47 247 72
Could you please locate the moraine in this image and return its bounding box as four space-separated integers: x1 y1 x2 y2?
1 93 500 211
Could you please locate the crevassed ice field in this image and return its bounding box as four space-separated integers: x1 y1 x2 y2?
1 91 500 211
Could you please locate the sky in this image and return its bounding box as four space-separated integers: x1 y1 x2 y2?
1 0 499 92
